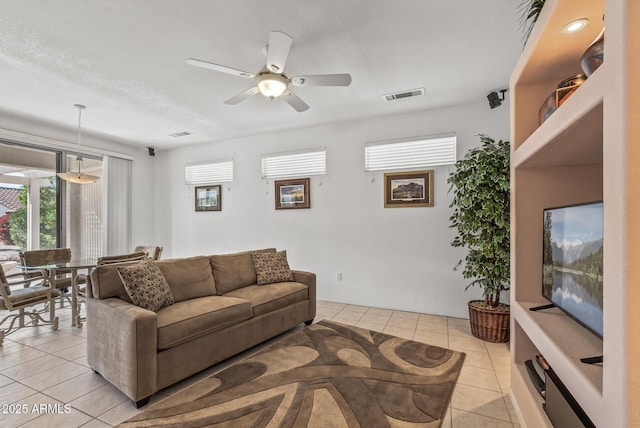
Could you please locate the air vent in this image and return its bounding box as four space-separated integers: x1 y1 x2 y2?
383 88 425 102
169 131 192 138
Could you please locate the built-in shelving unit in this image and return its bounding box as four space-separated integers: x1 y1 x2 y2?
510 0 640 426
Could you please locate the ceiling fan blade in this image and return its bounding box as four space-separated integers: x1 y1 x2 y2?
266 31 293 74
186 58 254 78
282 90 310 112
291 74 352 87
224 87 260 105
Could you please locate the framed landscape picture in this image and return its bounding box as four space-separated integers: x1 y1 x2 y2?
384 170 434 208
275 178 310 210
195 185 222 211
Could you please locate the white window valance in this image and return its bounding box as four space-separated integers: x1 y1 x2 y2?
185 159 234 185
261 148 326 179
364 133 456 171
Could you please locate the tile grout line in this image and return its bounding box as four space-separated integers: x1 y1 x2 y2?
3 327 117 427
3 352 96 428
2 302 516 427
449 406 516 425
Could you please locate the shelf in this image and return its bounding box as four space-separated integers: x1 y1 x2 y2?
511 0 637 426
510 0 605 149
513 301 603 423
512 66 604 169
511 362 552 427
511 0 604 86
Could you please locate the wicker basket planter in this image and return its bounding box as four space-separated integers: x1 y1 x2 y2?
468 300 510 343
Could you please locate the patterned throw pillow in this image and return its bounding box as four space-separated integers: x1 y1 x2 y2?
117 259 174 312
251 250 294 285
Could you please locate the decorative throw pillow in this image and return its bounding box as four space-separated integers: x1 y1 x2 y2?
252 250 294 285
117 259 174 312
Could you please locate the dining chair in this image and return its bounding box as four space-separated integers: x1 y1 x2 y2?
0 264 59 345
74 251 148 327
19 248 74 309
134 245 163 260
97 251 148 265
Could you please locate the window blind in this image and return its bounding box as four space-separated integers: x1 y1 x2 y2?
261 148 326 179
185 159 233 185
364 133 456 171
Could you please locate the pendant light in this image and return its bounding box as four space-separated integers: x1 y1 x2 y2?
57 104 100 184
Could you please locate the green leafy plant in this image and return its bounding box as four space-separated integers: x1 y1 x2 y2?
518 0 546 43
448 135 510 308
9 178 58 249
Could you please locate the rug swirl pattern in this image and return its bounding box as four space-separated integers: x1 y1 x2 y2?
119 320 465 427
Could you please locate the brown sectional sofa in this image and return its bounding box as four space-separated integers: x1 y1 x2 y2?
86 249 316 407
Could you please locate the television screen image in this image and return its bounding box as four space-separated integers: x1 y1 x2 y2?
542 201 603 337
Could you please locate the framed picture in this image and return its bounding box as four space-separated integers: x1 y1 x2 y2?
384 170 434 208
195 185 222 211
275 178 310 210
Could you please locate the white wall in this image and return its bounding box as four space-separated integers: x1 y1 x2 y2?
153 99 510 318
2 99 510 317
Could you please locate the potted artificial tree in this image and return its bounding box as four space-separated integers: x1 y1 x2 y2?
518 0 546 43
448 134 510 343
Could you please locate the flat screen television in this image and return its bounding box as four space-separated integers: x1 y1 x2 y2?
542 201 603 337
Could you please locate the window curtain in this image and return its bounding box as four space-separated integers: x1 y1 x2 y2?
102 155 132 256
67 178 102 260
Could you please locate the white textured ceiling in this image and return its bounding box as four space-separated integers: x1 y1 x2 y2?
0 0 523 150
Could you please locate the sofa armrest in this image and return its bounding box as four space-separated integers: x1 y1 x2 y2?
86 297 157 402
291 270 316 321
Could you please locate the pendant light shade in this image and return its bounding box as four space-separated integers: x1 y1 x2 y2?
57 104 99 184
57 164 100 184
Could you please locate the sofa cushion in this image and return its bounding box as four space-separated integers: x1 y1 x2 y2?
0 286 61 310
117 260 175 312
156 296 252 350
211 248 276 294
223 282 308 317
91 260 150 302
252 250 294 285
157 256 216 302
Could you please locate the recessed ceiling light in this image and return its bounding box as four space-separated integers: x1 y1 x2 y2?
561 18 589 33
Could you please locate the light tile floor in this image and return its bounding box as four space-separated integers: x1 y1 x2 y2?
0 301 519 427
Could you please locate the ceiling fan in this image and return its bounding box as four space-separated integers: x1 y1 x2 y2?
186 31 352 112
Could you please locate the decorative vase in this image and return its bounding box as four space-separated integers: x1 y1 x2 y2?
581 29 604 76
539 92 557 125
468 300 510 343
538 74 586 125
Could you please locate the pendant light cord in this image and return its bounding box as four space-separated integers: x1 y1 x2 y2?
77 106 82 152
73 104 86 173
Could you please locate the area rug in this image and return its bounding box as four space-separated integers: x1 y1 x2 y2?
119 320 465 427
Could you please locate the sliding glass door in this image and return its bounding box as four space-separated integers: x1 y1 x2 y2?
0 141 103 262
0 143 59 265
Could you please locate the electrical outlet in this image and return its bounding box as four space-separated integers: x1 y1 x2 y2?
337 272 342 281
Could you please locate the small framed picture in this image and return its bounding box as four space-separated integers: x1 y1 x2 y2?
275 178 310 210
195 185 222 211
384 170 434 208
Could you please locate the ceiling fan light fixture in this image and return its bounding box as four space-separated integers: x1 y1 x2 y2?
256 72 288 99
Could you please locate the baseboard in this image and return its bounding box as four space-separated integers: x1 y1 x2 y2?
317 299 470 319
508 388 527 428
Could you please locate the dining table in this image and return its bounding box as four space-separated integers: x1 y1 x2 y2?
16 258 97 327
